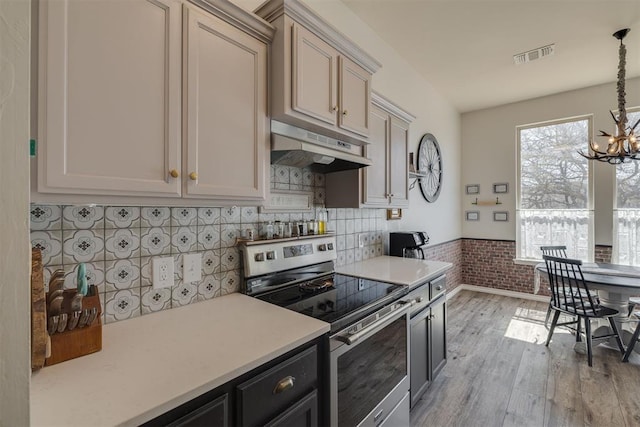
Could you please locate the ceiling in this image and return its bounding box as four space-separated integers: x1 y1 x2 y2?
341 0 640 113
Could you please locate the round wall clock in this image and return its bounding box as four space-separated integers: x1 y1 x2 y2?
417 133 442 203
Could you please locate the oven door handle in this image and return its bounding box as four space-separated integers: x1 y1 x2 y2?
334 300 412 345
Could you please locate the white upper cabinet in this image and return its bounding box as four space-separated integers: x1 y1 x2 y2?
183 4 268 201
255 0 380 145
38 0 182 196
36 0 273 203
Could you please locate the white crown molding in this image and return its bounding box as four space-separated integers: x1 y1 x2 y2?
254 0 382 74
372 91 416 123
189 0 275 43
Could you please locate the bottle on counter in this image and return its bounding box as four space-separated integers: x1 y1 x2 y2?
265 221 274 240
317 209 327 234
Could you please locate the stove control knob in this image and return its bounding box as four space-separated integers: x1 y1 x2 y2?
254 253 265 262
318 302 327 311
327 243 334 250
326 300 334 310
266 251 276 260
416 296 424 303
318 244 327 251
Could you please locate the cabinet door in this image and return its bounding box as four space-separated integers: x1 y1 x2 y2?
38 0 182 196
388 116 409 206
292 24 337 126
167 393 228 427
430 298 447 380
410 308 431 408
362 105 389 206
183 5 267 200
265 391 318 427
338 56 371 137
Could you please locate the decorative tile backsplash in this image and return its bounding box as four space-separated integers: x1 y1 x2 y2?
30 166 387 325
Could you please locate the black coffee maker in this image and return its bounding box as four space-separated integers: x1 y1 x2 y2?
389 232 430 259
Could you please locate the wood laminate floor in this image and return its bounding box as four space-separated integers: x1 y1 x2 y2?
410 291 640 427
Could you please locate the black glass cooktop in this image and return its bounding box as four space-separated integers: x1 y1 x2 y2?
255 274 407 333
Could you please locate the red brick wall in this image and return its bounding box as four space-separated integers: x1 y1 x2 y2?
422 239 463 292
595 245 612 263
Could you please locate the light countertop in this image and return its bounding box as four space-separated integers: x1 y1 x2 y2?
30 293 330 427
336 256 452 288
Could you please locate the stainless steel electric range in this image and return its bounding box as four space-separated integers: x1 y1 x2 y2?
241 235 412 427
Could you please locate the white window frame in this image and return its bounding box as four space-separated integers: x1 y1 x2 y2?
612 106 640 266
515 115 594 262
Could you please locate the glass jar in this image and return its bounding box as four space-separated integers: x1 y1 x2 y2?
265 221 274 240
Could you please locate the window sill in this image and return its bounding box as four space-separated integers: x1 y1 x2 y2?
513 258 542 266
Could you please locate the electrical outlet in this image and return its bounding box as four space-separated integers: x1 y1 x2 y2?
152 256 174 289
183 253 202 283
358 279 366 291
358 233 365 248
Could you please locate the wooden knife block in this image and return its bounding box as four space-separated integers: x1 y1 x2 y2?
45 285 102 366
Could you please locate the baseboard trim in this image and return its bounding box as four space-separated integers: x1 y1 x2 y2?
448 284 549 303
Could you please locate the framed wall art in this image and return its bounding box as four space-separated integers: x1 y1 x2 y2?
493 211 509 222
465 184 480 195
387 208 403 220
465 211 479 221
492 183 509 194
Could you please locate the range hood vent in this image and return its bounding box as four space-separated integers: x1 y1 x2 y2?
270 121 372 173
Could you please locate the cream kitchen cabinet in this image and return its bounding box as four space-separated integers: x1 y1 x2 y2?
325 92 414 208
255 0 380 145
36 0 272 203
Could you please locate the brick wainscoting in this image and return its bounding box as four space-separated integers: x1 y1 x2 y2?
460 239 614 295
422 239 463 292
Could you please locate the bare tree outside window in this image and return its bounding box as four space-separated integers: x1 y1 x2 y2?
517 117 593 260
613 109 640 265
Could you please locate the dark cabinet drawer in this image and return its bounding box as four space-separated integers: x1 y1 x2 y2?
167 393 228 427
430 275 446 300
236 345 318 427
265 390 318 427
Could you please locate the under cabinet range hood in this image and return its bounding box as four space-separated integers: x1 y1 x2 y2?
270 121 372 173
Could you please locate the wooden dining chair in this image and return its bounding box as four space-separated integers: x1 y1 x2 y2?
622 311 640 362
543 255 625 367
540 246 568 327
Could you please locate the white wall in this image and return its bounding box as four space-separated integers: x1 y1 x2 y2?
233 0 463 245
0 0 31 425
461 77 640 245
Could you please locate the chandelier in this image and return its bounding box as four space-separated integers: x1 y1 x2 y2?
580 28 639 164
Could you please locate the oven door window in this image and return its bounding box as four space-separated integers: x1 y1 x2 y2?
337 315 407 426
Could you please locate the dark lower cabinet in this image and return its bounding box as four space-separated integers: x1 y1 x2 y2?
143 337 325 427
410 294 446 408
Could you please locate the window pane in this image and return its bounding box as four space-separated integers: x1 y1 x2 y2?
520 120 589 209
613 210 640 266
518 210 592 260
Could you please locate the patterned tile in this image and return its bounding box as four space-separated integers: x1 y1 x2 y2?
221 206 241 224
141 227 171 256
171 207 197 227
336 220 346 235
201 250 219 275
346 250 355 264
62 229 104 264
274 182 289 191
220 224 240 248
217 270 240 295
336 251 346 267
140 256 154 288
302 169 314 186
336 235 346 251
240 207 259 224
141 207 170 227
104 289 141 324
314 173 325 186
105 228 141 260
105 206 140 228
62 261 105 293
141 287 171 314
355 248 363 262
172 280 198 307
62 205 104 229
354 220 362 233
198 274 221 301
220 247 240 272
105 258 141 291
290 167 303 185
198 207 220 225
346 218 355 235
30 204 62 231
197 224 220 251
275 165 289 184
346 234 355 249
173 254 183 280
31 230 63 266
171 226 197 253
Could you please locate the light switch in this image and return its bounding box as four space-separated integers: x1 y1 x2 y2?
183 253 202 283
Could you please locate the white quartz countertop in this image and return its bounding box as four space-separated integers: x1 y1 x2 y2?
30 293 329 427
336 256 452 288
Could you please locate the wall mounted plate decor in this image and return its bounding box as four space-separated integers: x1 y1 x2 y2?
465 184 480 195
417 133 442 203
465 211 479 221
493 211 509 222
387 208 402 220
492 183 509 194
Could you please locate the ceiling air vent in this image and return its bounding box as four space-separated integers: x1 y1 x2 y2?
514 43 555 65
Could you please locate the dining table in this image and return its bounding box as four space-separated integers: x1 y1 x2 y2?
535 262 640 355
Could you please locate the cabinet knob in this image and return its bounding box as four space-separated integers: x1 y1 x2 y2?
273 376 295 394
332 105 338 112
169 169 179 178
189 172 198 181
342 110 348 116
